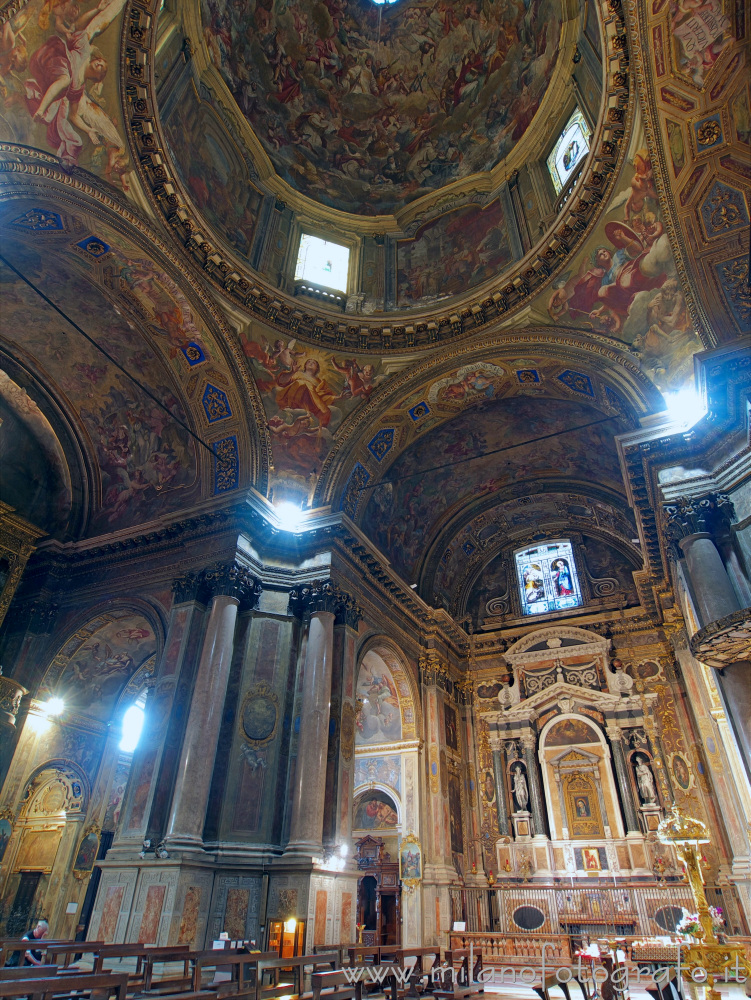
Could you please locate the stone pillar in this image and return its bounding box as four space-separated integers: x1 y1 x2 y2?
665 494 740 628
286 580 345 857
679 534 740 625
521 734 547 837
606 725 641 834
491 747 510 836
331 600 362 846
165 562 260 851
420 652 453 870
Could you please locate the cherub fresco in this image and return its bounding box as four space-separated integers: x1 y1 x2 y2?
56 616 155 717
1 0 131 188
200 0 561 215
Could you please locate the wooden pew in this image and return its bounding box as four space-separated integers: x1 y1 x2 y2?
189 950 278 999
93 944 192 990
0 968 59 981
311 970 362 1000
393 947 442 998
346 947 381 968
433 950 483 1000
0 971 129 1000
44 943 105 969
256 952 339 1000
0 941 88 968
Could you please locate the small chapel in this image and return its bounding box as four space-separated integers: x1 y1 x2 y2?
0 0 749 960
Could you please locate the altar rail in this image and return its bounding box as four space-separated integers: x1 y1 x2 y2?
448 883 749 938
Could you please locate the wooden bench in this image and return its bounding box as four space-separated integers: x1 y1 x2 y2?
393 948 442 997
45 944 106 969
0 968 60 981
0 971 129 1000
433 950 483 1000
0 941 97 969
189 951 278 998
105 945 193 991
311 970 362 1000
256 952 339 1000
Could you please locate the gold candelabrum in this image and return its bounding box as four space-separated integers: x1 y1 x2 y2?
657 806 749 999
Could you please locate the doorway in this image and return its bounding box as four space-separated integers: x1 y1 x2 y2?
7 872 43 936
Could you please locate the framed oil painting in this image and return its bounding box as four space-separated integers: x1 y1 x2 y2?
399 833 422 889
73 825 100 878
669 752 694 791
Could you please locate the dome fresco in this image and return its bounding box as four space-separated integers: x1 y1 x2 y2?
200 0 562 215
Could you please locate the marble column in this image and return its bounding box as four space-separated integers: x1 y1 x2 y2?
491 747 510 836
665 494 740 628
607 725 641 833
679 533 740 626
332 601 362 846
522 734 547 837
165 562 260 850
286 580 344 857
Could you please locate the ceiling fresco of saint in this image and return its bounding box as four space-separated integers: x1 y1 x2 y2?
0 0 746 600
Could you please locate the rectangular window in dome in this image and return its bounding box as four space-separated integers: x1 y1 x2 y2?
547 109 591 195
516 540 582 615
295 233 350 293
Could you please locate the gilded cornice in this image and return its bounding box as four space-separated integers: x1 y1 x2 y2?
120 0 637 352
0 148 272 494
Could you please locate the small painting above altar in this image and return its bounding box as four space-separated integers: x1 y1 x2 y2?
565 777 604 838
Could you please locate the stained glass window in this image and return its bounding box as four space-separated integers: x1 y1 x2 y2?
547 109 591 195
295 233 350 292
515 540 582 615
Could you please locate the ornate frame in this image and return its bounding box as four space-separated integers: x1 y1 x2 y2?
399 833 422 890
72 824 101 879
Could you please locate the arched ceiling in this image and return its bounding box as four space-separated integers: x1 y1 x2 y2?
0 188 265 540
199 0 564 217
356 392 633 579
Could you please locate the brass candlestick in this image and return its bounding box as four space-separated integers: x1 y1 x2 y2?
657 806 748 999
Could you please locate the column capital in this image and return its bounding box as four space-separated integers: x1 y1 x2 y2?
663 492 736 544
520 732 538 751
418 651 450 687
173 563 262 608
202 561 262 604
288 578 361 625
0 675 27 728
605 723 624 743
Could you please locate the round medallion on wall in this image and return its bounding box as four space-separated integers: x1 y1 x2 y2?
239 683 278 748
